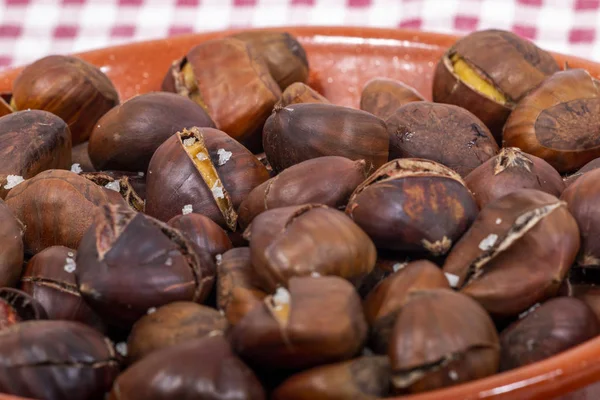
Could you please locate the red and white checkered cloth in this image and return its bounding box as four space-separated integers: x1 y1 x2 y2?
0 0 599 71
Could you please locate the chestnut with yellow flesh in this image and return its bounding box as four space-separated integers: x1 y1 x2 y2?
451 55 506 105
180 62 208 112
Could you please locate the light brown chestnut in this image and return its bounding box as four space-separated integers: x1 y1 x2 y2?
275 82 329 108
360 78 425 120
0 199 23 287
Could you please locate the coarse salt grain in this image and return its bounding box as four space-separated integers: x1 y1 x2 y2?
196 152 209 161
147 307 157 315
478 234 498 251
211 182 225 199
138 172 144 177
182 204 193 215
4 175 24 190
115 342 128 357
449 370 459 381
496 218 502 225
445 272 459 288
392 263 407 273
519 303 540 319
70 163 83 174
310 271 321 277
165 258 172 266
217 148 232 166
104 181 121 192
64 257 76 273
215 254 222 264
183 137 196 147
273 287 290 307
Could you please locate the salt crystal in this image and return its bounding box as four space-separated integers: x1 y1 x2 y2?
70 163 83 174
273 287 290 306
310 271 321 277
495 218 502 225
3 175 24 190
115 342 128 357
183 137 196 147
104 181 121 192
182 204 193 215
165 258 172 266
478 234 498 251
147 307 157 315
67 252 74 257
64 257 76 273
217 148 232 166
449 370 459 381
526 339 535 351
519 303 540 319
211 182 225 199
392 263 407 273
215 254 222 264
138 171 144 177
196 152 209 161
445 272 459 288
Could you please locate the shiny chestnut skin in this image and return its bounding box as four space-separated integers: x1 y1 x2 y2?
88 92 215 172
245 204 376 292
272 356 391 400
71 142 96 172
0 110 71 199
275 82 329 108
360 78 425 120
0 320 119 400
127 302 227 364
231 31 309 90
263 103 389 174
0 199 23 287
167 213 232 259
347 159 478 256
500 297 599 371
564 157 600 187
443 189 580 318
110 335 264 400
504 69 600 173
389 289 500 394
465 147 565 209
231 276 368 370
11 55 119 144
20 246 105 332
363 260 450 354
0 288 47 330
163 38 281 146
386 102 498 176
238 156 367 229
217 247 267 326
433 29 559 141
76 204 215 328
146 127 270 230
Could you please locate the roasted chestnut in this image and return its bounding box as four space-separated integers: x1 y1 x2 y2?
0 96 11 117
443 189 580 318
0 288 47 330
360 78 425 120
71 142 96 173
262 103 389 174
0 199 23 287
167 213 232 259
433 29 559 141
11 55 119 144
146 127 270 230
275 82 329 108
88 92 215 172
0 110 71 199
389 289 499 394
82 172 145 212
346 158 478 255
238 156 367 229
560 270 600 322
504 69 600 173
564 157 600 187
245 204 376 292
465 147 565 209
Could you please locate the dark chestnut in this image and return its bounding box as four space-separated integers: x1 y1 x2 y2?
0 288 47 330
71 142 96 173
167 212 232 259
275 82 329 108
360 78 425 120
0 199 23 287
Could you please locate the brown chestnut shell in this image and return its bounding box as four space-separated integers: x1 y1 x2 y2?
167 213 232 259
360 78 425 120
0 199 23 287
275 82 329 108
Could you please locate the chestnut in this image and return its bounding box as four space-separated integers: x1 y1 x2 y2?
0 110 71 199
245 204 376 292
355 254 410 298
76 204 215 328
465 147 565 209
88 92 215 172
146 127 270 230
432 29 559 141
0 288 47 330
363 260 450 354
504 69 600 173
167 212 232 259
231 30 309 90
82 171 145 212
20 246 106 332
275 82 329 108
385 102 498 176
499 297 598 371
230 275 368 370
0 199 23 287
360 78 425 120
217 247 267 326
127 301 227 364
0 320 119 400
560 272 600 322
71 142 96 172
347 159 478 256
11 55 119 144
5 169 126 254
262 103 389 174
0 96 11 117
389 289 499 394
443 189 580 318
238 156 367 229
110 335 264 400
564 157 600 187
272 356 391 400
162 38 281 146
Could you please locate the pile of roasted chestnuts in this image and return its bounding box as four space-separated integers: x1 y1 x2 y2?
0 28 600 400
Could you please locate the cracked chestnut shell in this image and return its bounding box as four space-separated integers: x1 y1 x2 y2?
146 127 270 230
504 69 600 173
0 288 47 330
363 260 450 354
500 297 598 371
360 78 425 120
0 320 119 400
272 356 391 400
82 171 145 212
162 38 281 146
76 204 215 328
245 204 376 292
433 29 559 141
0 96 11 117
275 82 329 108
110 335 264 400
443 189 580 318
127 302 227 364
5 169 126 255
231 276 368 370
11 55 119 145
386 102 498 176
263 103 389 174
346 159 478 256
465 147 565 209
0 110 71 199
167 213 232 259
389 289 499 394
0 199 23 287
20 246 105 332
238 156 367 229
88 92 215 172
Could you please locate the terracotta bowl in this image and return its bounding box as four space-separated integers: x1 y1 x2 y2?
0 26 599 400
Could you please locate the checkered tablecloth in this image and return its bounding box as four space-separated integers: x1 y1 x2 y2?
0 0 599 70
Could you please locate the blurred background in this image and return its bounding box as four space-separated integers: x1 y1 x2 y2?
0 0 599 70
